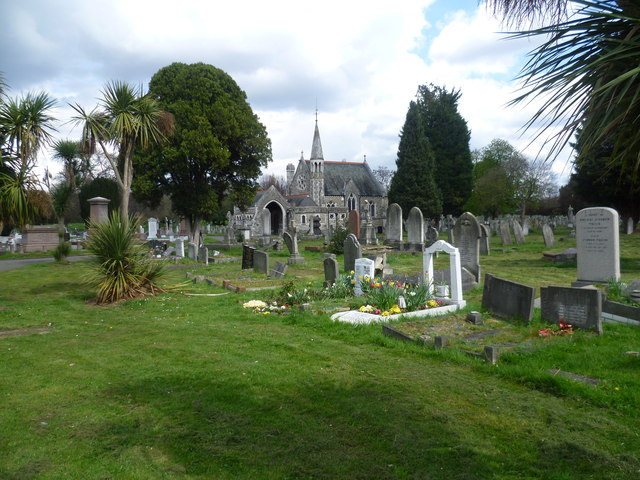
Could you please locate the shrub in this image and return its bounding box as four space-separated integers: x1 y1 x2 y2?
52 241 72 262
327 224 349 254
85 211 165 304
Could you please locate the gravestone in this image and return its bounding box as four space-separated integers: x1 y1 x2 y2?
512 221 525 244
482 273 535 322
253 250 269 274
348 210 360 237
423 240 466 307
626 217 635 235
479 224 490 255
576 207 620 282
241 245 255 269
354 257 375 296
540 286 602 334
406 207 424 246
198 246 209 265
313 216 322 235
385 203 402 245
522 218 530 236
323 257 339 286
425 225 438 247
364 220 377 245
175 238 184 258
343 233 362 272
269 261 288 278
283 231 305 264
452 212 481 283
187 242 197 260
499 222 512 246
542 224 555 248
148 218 159 239
88 197 110 224
21 226 59 253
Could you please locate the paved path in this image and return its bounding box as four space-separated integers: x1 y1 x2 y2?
0 255 89 272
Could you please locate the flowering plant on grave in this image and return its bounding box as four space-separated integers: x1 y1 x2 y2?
359 277 440 314
243 300 290 315
538 317 574 337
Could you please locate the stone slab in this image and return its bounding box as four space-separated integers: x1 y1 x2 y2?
481 273 535 322
540 285 602 333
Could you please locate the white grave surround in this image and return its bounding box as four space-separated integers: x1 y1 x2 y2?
353 258 375 296
332 240 466 324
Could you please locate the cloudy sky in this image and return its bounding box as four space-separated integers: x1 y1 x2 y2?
1 0 573 183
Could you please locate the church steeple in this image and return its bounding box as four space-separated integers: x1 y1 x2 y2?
310 111 325 206
310 114 324 161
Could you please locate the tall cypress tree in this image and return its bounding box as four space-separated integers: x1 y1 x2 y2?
417 84 473 215
388 101 442 219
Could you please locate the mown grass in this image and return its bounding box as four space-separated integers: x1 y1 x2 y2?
1 229 640 479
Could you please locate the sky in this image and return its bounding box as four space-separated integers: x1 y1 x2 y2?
1 0 573 184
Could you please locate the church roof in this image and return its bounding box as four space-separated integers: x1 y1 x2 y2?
287 195 317 207
305 160 386 197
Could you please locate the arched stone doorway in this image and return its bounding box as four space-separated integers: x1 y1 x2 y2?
263 201 285 236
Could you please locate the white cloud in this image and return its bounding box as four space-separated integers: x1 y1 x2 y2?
2 0 571 186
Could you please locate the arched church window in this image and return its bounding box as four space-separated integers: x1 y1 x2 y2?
301 215 306 224
347 194 356 211
370 203 376 217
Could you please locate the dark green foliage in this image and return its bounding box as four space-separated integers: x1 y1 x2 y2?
570 128 640 222
52 241 71 262
133 62 272 241
327 223 349 254
85 211 165 304
388 101 442 219
417 84 473 215
78 177 120 221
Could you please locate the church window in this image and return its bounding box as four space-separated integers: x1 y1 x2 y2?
301 215 306 224
370 203 376 217
347 194 356 211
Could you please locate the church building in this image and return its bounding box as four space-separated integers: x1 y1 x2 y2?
231 118 388 240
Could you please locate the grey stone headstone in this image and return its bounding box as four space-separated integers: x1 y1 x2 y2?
452 212 481 283
242 245 255 269
425 225 438 247
540 286 602 334
175 238 184 258
323 257 339 286
283 231 295 254
269 261 288 278
626 217 635 235
148 218 159 239
576 207 620 282
354 257 375 296
385 203 402 244
479 224 490 255
198 247 209 265
542 224 555 248
406 207 424 245
253 250 269 274
187 242 197 260
343 233 361 272
499 222 512 246
481 273 535 322
512 221 525 244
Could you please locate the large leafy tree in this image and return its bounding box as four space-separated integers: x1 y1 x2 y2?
133 62 272 246
486 0 640 178
70 81 173 221
0 88 56 227
416 84 473 215
388 101 442 219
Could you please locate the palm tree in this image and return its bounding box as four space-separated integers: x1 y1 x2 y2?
485 0 640 178
52 139 81 191
0 90 56 227
70 81 173 220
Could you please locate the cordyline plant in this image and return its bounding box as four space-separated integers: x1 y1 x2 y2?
85 211 165 304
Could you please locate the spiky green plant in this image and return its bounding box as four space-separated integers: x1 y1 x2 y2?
52 241 71 262
85 211 165 304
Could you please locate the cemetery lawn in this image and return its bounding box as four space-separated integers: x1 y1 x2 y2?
1 233 640 479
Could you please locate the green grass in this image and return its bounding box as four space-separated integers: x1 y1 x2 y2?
1 230 640 479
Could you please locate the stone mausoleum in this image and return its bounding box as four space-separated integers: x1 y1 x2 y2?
231 119 388 240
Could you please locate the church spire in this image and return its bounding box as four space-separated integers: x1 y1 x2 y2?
310 114 324 161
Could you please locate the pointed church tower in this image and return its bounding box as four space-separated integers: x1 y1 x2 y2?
310 113 325 206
